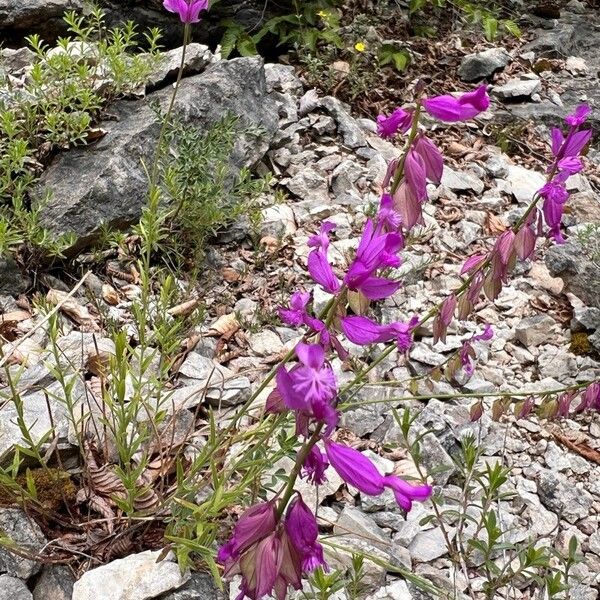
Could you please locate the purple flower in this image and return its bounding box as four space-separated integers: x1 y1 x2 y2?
308 222 336 251
423 85 490 122
413 135 444 184
279 291 311 327
565 104 591 127
563 129 592 158
324 439 432 511
301 445 329 485
377 193 402 233
514 225 536 260
382 475 433 512
324 439 385 495
385 316 420 351
433 294 456 344
516 397 535 419
540 180 569 234
376 107 413 139
393 181 423 231
551 128 564 156
163 0 209 23
460 325 494 376
460 253 487 275
341 315 392 345
558 156 583 174
344 220 402 300
404 149 428 201
238 532 282 599
218 501 277 564
557 392 574 417
308 250 341 294
276 344 338 433
285 495 327 572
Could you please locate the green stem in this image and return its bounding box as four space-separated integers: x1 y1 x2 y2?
390 102 423 195
149 23 190 189
276 424 324 519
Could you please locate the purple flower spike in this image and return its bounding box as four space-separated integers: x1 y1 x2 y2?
163 0 209 23
551 128 565 156
376 107 413 139
413 135 444 184
285 495 327 572
565 104 591 127
423 85 490 122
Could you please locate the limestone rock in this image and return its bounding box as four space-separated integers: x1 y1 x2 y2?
35 58 278 251
72 550 189 600
458 47 511 81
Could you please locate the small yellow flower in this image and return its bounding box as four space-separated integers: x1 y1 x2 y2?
317 10 330 18
354 42 366 53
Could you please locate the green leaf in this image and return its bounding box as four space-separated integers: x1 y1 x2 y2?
503 19 522 38
236 36 257 57
483 16 498 41
409 0 427 13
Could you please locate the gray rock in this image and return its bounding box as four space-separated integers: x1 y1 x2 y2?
72 550 189 600
440 166 484 194
264 63 303 96
0 47 34 72
33 566 75 600
505 164 546 204
146 44 213 90
175 354 251 408
334 506 392 552
0 575 32 600
156 572 225 600
458 47 511 81
521 25 576 57
415 433 456 485
408 527 450 562
514 314 557 347
35 58 278 250
546 242 600 308
248 330 284 356
321 96 366 148
0 509 47 578
536 469 594 524
493 78 540 100
0 255 29 296
286 168 330 203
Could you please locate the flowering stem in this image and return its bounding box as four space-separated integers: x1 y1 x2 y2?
390 101 423 195
276 424 324 519
149 23 190 189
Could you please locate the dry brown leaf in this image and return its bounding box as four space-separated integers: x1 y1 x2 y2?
221 267 241 282
102 284 119 305
207 313 240 337
486 213 507 235
46 289 100 331
551 429 600 465
0 310 31 326
446 142 470 157
167 298 200 318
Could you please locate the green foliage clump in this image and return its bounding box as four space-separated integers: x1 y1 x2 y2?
0 4 161 260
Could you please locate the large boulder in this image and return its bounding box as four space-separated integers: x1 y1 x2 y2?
34 57 278 250
0 0 295 47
